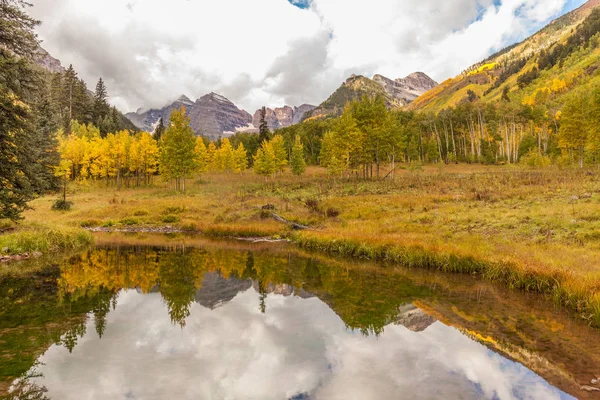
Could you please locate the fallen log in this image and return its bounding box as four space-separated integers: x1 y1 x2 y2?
271 212 309 230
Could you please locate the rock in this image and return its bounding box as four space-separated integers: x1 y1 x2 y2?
34 46 65 74
581 385 600 392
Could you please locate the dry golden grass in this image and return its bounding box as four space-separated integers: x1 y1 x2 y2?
7 163 600 323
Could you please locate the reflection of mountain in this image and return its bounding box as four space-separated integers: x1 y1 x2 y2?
252 281 315 299
394 304 436 332
195 272 252 310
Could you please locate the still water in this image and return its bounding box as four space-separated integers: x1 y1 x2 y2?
2 234 599 399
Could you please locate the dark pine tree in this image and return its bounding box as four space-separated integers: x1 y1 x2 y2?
0 0 60 220
258 106 271 144
154 117 166 141
93 77 110 135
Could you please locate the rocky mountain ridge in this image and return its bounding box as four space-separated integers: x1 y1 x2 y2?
126 93 253 139
309 72 438 119
127 94 317 138
251 104 316 131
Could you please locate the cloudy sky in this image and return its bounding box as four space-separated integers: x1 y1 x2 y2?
30 0 586 113
31 289 571 399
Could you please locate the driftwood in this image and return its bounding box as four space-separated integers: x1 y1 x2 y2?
271 212 309 230
234 237 289 243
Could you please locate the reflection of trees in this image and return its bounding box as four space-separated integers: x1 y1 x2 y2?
8 363 50 400
93 293 116 339
58 321 87 353
57 246 432 335
159 249 203 328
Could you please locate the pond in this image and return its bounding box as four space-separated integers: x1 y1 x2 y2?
1 234 599 399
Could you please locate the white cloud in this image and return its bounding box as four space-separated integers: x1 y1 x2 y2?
29 289 570 400
29 0 583 113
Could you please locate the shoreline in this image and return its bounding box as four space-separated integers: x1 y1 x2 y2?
3 221 598 328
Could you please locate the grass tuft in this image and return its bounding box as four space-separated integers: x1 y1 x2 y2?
0 224 93 255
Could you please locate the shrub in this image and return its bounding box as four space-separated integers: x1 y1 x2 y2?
163 206 186 215
52 199 73 211
120 218 139 226
162 215 180 223
326 208 340 218
79 220 101 228
520 149 551 168
305 198 320 212
260 210 272 219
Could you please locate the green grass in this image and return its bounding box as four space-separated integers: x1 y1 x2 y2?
0 224 93 255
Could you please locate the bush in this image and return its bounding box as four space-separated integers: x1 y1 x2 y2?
52 199 73 211
162 215 180 223
520 149 551 168
79 220 101 228
326 208 340 218
305 198 320 212
163 206 186 214
120 218 139 226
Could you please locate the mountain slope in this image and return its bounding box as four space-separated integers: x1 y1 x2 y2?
125 95 195 133
309 72 437 119
409 0 600 112
126 93 253 139
251 104 316 130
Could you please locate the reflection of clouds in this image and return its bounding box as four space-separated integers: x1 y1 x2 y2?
33 290 571 400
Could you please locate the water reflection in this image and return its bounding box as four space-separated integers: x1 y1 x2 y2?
1 238 598 399
28 288 572 400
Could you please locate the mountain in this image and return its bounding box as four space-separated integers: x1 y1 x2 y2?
308 72 437 119
34 47 65 74
188 93 253 138
126 93 253 139
251 104 316 131
408 0 600 112
393 304 436 332
373 72 437 103
194 272 252 310
125 95 195 133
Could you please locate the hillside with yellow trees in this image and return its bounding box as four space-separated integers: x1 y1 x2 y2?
410 0 600 113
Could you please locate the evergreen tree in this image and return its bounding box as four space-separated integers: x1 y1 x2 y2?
154 117 166 141
258 106 271 144
93 77 110 134
0 0 59 220
290 135 306 176
61 64 78 131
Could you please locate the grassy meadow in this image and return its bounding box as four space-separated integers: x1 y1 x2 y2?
2 163 600 324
